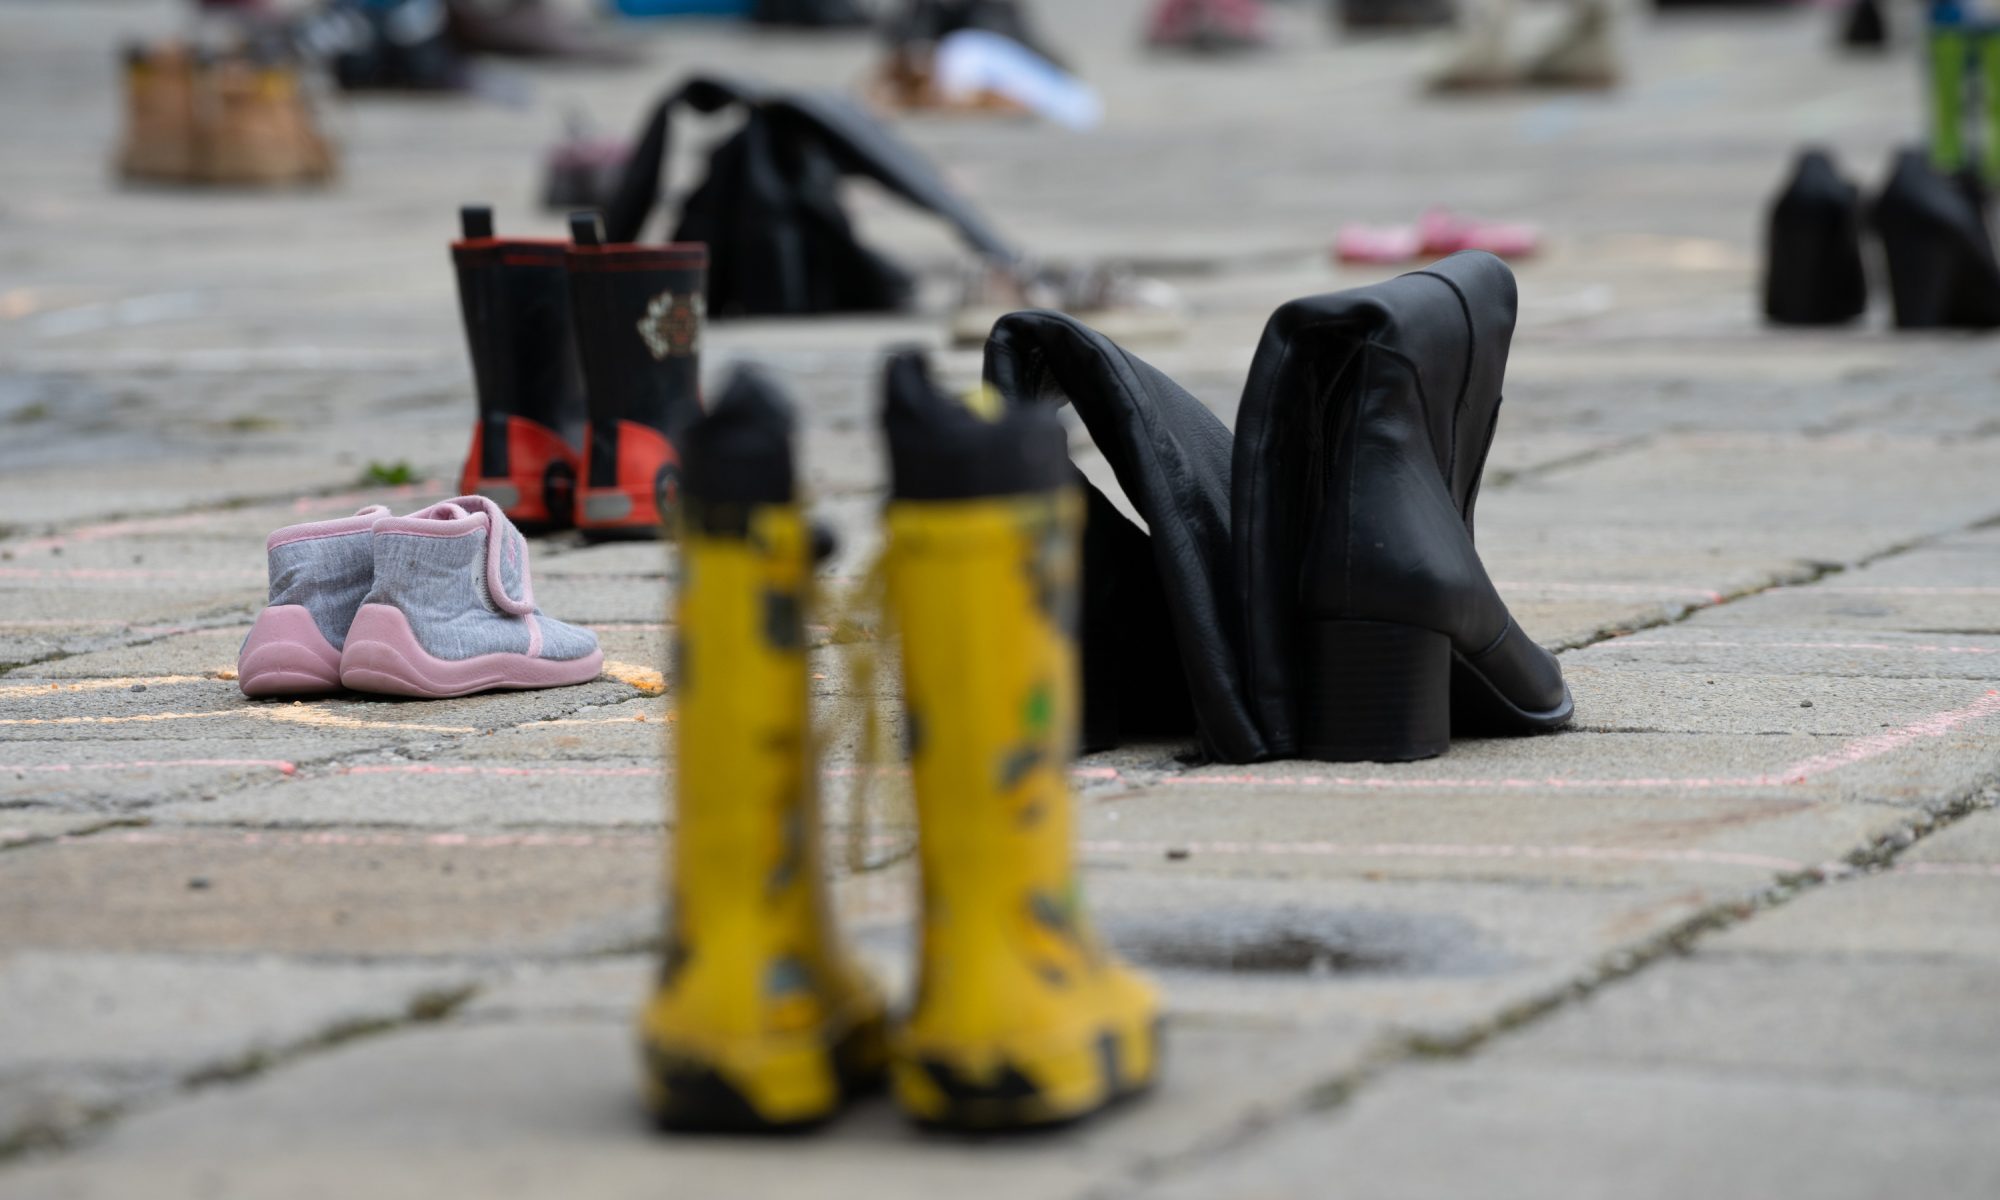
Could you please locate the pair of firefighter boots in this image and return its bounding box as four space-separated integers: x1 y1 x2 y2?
452 207 706 537
639 357 1160 1133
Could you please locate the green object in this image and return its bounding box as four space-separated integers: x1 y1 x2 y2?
1932 27 1969 173
362 461 416 486
1981 34 2000 183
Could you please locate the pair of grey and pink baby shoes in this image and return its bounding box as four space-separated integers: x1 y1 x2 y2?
238 496 602 699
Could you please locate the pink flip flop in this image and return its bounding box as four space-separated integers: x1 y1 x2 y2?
1417 208 1541 259
1333 223 1424 265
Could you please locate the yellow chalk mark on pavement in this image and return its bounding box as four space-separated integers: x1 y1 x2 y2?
602 660 666 696
0 674 221 699
0 708 476 734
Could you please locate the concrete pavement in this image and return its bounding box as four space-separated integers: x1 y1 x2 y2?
3 2 1998 1195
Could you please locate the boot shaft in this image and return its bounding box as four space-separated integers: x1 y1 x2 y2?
882 353 1095 1024
452 209 586 457
565 216 708 499
670 370 844 1023
262 507 387 651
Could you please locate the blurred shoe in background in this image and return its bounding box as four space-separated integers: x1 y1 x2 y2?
541 113 631 212
1873 148 2000 329
1763 148 1868 326
1145 0 1271 53
1430 0 1623 91
1428 0 1513 90
118 43 200 183
1334 0 1455 34
1335 209 1538 264
1840 0 1888 50
446 0 641 64
325 0 470 91
1523 0 1620 88
749 0 873 26
118 41 336 187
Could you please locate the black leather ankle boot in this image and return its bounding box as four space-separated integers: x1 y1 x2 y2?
1764 148 1868 326
452 205 584 532
1232 251 1571 762
1873 148 2000 330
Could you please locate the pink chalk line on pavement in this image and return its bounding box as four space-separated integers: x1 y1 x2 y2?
9 692 1994 816
2 512 223 556
0 758 296 775
1162 689 2000 792
342 763 661 780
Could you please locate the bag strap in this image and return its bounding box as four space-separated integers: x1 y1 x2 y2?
602 74 1020 263
602 75 765 245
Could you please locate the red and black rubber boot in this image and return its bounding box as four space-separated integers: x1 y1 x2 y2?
452 206 586 532
565 212 708 539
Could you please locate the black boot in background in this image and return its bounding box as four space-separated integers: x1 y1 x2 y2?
1763 148 1868 326
565 213 709 538
1873 149 2000 330
328 0 468 91
1231 251 1572 762
453 206 584 532
1839 0 1886 50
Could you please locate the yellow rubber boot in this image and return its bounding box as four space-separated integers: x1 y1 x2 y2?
879 354 1160 1131
640 368 888 1131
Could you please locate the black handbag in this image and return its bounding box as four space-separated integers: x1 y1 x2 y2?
601 74 1018 318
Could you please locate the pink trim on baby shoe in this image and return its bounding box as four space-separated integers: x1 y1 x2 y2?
339 604 600 698
1334 224 1423 265
1417 209 1541 259
265 505 391 552
377 497 536 616
239 604 344 697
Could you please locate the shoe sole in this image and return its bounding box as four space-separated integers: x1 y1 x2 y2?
338 604 602 699
238 605 343 697
642 1004 890 1133
892 1013 1161 1133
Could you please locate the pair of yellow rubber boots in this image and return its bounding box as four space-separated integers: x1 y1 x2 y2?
639 358 1159 1132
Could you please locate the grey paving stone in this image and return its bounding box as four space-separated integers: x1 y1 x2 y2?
1485 954 2000 1091
1140 1061 2000 1200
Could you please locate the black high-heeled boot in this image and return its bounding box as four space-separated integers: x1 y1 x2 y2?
452 205 584 532
1873 148 2000 330
1763 148 1868 326
1232 251 1571 762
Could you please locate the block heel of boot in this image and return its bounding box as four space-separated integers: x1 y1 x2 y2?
1298 618 1451 762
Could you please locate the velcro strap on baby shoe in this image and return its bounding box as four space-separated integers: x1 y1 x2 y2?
446 495 537 616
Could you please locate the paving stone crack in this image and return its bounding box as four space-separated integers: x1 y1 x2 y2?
1091 778 2000 1199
